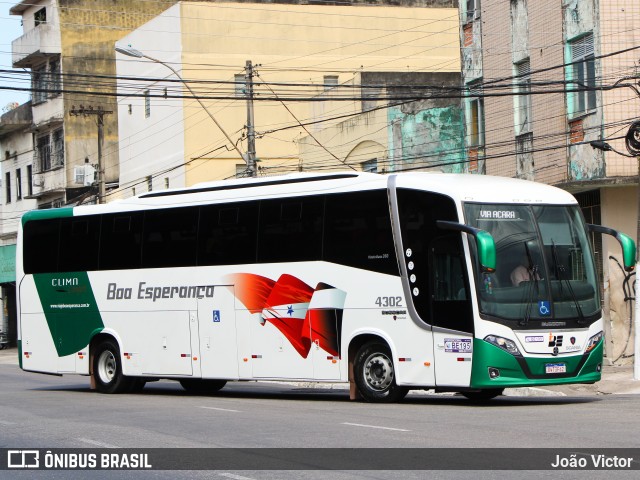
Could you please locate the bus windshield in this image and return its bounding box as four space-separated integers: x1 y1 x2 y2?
464 203 600 327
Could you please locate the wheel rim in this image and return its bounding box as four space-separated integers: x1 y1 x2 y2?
97 350 117 384
363 352 394 392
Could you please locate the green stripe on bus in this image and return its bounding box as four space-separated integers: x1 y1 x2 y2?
33 272 104 357
21 207 74 227
470 338 602 388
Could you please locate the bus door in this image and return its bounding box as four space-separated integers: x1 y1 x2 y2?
197 286 239 379
429 235 474 387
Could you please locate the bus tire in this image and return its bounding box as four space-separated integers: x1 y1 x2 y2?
354 342 408 403
179 379 227 394
93 339 133 394
461 388 504 401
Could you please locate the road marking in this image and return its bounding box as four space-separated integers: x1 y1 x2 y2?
218 473 256 480
341 422 410 432
78 438 119 448
199 406 241 413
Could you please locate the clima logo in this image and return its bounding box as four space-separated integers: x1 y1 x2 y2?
7 450 39 468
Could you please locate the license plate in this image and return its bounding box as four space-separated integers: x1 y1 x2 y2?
545 363 566 374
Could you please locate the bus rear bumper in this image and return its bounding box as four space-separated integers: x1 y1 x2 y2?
470 338 603 389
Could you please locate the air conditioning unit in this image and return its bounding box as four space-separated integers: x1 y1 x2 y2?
74 165 96 186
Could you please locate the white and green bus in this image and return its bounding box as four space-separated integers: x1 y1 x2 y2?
16 172 635 402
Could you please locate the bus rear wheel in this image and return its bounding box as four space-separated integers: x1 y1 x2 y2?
354 342 408 403
179 379 227 394
461 388 504 401
93 339 133 394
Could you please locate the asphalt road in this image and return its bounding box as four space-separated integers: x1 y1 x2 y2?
1 363 639 479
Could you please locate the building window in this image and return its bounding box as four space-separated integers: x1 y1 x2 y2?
32 64 47 104
467 81 484 147
361 84 383 112
466 0 481 22
34 7 47 26
36 134 51 171
361 159 378 173
52 128 64 168
16 168 22 200
146 175 152 192
48 59 61 97
36 129 64 172
144 90 150 118
569 33 596 114
5 172 11 203
235 164 249 178
515 59 532 134
234 74 246 97
323 75 339 91
516 132 534 180
27 165 33 196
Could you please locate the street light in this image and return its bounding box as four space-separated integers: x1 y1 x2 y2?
590 136 640 380
115 45 254 176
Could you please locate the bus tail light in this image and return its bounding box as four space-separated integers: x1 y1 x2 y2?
484 335 521 356
585 331 603 353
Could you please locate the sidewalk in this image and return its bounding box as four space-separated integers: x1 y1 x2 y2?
1 346 638 396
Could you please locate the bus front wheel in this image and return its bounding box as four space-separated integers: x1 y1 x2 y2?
354 342 408 403
93 339 133 394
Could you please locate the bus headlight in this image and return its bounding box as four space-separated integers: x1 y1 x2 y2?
484 335 521 356
585 331 603 353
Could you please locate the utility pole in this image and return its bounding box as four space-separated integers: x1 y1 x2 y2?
245 60 257 177
69 105 112 204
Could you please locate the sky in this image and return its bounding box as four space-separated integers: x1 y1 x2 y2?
0 9 30 112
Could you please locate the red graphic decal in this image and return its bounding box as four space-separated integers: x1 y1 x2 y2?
225 273 345 358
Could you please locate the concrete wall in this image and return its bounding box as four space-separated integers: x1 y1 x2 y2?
599 0 640 177
601 186 638 363
0 104 37 242
57 0 182 191
479 0 567 183
115 4 185 197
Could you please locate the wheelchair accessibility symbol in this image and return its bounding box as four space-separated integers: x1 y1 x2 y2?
538 301 551 316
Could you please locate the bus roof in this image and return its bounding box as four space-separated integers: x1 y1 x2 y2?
21 171 577 223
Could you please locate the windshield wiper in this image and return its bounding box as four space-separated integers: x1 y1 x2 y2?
520 241 540 327
551 240 586 325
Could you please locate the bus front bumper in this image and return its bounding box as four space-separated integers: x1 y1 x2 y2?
470 338 603 389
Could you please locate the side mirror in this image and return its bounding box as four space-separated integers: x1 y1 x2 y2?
437 220 496 272
588 224 636 272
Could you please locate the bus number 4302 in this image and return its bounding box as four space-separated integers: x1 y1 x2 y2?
375 296 403 307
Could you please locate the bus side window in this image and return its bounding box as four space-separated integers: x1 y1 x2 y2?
324 191 398 275
198 201 259 266
257 197 323 263
142 207 198 268
100 213 144 270
59 217 101 272
23 218 60 274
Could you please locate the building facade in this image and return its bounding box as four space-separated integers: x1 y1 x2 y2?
114 1 461 196
0 102 36 347
0 0 178 345
459 0 640 363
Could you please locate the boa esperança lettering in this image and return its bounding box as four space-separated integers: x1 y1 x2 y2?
106 282 215 302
